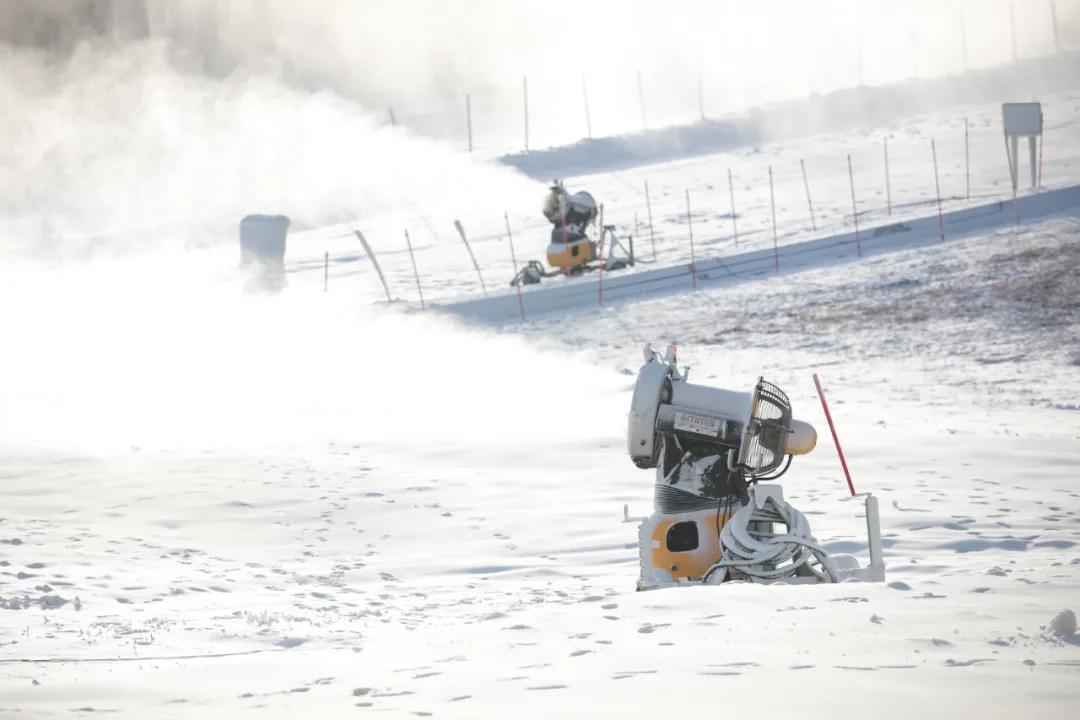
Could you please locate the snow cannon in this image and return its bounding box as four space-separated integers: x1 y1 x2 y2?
510 180 634 286
624 344 885 590
543 180 598 272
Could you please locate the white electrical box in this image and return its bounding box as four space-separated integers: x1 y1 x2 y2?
1002 102 1043 136
1001 102 1043 190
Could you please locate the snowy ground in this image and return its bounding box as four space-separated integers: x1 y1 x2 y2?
3 216 1079 717
3 90 1080 718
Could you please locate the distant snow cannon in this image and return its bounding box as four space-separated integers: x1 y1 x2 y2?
625 344 885 590
239 214 290 292
542 180 597 271
510 180 635 286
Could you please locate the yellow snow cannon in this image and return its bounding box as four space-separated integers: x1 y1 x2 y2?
624 344 885 589
510 180 636 286
546 233 596 271
543 180 598 272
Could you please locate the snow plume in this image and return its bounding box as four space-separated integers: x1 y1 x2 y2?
0 37 539 260
1 0 1074 259
0 254 626 453
3 0 1075 153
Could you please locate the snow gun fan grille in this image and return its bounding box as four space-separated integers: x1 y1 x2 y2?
739 378 792 477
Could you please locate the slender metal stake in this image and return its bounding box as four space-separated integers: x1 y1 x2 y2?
964 118 971 201
847 154 862 257
560 195 570 276
728 168 739 247
768 167 779 271
1038 116 1044 188
323 251 328 292
800 158 817 231
644 180 657 260
1051 0 1062 54
931 139 945 242
465 93 473 153
697 71 705 121
637 70 647 130
403 229 425 309
581 75 592 139
685 190 697 290
910 27 918 77
884 137 892 217
1010 2 1018 63
523 76 529 152
453 219 486 296
960 12 968 73
504 212 526 322
353 230 392 303
388 106 397 126
856 34 864 86
596 203 605 305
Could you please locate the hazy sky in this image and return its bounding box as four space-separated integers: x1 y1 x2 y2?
0 0 1074 256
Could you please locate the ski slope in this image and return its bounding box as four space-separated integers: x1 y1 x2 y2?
437 184 1080 322
2 70 1080 720
278 88 1080 314
2 212 1078 718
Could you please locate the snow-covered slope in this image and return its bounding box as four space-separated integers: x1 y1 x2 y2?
2 55 1080 720
2 212 1078 718
279 88 1080 315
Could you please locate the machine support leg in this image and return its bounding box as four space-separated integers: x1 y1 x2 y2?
1028 136 1038 188
864 494 886 581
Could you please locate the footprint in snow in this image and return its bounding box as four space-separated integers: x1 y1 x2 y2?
638 623 670 633
944 658 996 667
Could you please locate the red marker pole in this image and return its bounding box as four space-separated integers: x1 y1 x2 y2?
561 202 570 276
596 203 605 306
800 158 817 231
964 117 971 201
644 180 657 260
768 165 779 271
727 168 739 248
685 189 697 290
932 138 945 241
813 373 857 497
504 212 526 322
883 137 892 217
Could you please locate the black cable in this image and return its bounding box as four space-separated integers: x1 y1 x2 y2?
755 454 794 482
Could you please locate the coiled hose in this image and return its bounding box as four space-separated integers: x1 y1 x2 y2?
703 493 839 584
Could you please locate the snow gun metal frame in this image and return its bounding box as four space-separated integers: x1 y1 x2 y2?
625 344 885 590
